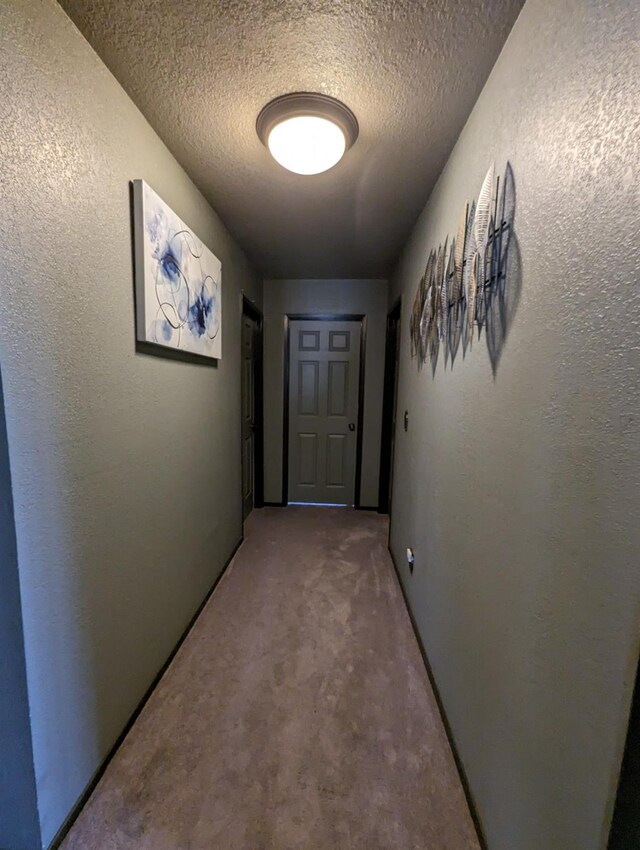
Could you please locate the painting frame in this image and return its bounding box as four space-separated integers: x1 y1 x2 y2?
132 180 222 360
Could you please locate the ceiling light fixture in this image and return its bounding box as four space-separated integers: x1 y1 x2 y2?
256 93 359 176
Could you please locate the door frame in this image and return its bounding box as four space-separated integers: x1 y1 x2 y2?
241 296 264 517
378 297 402 514
282 313 367 509
608 648 640 848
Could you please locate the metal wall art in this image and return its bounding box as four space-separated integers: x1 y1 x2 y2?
410 161 521 376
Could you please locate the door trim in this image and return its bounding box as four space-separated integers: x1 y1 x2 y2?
283 313 367 509
241 296 264 517
378 297 402 514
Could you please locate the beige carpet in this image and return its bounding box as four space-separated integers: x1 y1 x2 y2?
62 507 480 849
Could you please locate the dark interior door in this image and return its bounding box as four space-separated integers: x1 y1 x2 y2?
288 319 361 505
609 656 640 849
242 311 258 519
378 300 401 514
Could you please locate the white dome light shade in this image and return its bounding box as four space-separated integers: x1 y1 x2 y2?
257 93 359 177
267 115 347 175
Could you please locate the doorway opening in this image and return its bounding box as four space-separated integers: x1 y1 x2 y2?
608 651 640 848
282 313 366 508
241 297 264 520
378 297 401 515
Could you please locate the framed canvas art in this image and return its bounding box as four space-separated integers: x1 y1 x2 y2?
132 180 222 359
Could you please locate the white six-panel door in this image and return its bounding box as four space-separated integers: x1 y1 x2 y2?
288 320 361 505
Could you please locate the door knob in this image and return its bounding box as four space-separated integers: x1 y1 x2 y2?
348 422 355 432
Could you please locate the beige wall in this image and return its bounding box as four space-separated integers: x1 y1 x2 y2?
0 1 261 845
263 279 388 507
388 0 640 848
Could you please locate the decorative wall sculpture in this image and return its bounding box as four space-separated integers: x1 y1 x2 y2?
410 162 520 375
133 180 222 360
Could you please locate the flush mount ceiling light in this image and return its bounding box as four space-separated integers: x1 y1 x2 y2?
256 93 359 175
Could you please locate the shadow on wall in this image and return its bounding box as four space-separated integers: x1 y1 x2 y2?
0 366 41 850
411 162 522 377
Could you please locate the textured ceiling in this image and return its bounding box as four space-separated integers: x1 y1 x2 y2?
59 0 524 278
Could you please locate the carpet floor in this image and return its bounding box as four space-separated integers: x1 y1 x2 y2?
61 507 480 849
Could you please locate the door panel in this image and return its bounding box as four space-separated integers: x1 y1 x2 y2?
243 432 253 500
288 320 361 505
328 330 350 351
299 330 320 351
242 313 257 518
298 362 320 415
327 361 349 416
298 433 318 485
378 301 401 514
326 433 347 487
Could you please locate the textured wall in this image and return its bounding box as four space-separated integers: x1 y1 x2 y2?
0 1 261 846
58 0 524 278
263 280 388 507
0 368 41 850
388 0 640 848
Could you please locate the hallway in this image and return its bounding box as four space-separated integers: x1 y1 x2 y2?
61 508 479 849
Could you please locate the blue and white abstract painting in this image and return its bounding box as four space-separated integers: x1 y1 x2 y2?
133 180 222 359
